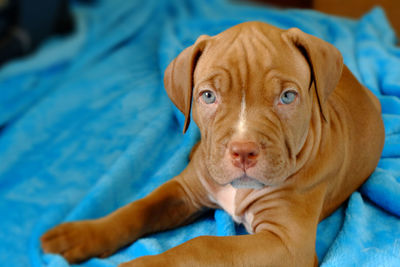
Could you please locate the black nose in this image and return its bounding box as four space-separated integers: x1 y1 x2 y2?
229 141 260 170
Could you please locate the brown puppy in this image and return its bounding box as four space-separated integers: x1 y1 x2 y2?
41 22 385 266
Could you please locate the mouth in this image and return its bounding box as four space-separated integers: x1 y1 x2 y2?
230 175 265 189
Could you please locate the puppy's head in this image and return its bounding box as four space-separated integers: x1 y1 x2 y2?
164 22 343 189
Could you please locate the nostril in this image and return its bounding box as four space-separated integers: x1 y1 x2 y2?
248 152 257 159
229 141 260 160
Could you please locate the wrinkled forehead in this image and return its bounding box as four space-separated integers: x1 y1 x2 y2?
194 23 311 90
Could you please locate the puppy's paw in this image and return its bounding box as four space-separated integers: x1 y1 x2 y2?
40 219 118 263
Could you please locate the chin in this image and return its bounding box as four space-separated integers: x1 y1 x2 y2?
230 175 265 189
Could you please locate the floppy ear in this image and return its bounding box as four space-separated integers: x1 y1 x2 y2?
164 35 209 133
282 28 343 121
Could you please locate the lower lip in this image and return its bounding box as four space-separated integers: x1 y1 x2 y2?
230 176 265 189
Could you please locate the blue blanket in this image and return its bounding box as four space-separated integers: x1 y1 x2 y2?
0 0 399 266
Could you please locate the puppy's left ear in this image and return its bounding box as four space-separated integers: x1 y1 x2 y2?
164 35 209 133
282 28 343 121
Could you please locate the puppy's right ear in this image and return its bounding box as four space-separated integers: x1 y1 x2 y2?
164 35 209 133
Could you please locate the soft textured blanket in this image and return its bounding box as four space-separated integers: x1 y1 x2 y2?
0 0 399 266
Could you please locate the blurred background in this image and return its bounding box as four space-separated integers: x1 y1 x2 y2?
0 0 398 66
255 0 400 36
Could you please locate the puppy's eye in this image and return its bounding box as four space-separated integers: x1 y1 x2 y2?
280 90 297 104
201 90 216 104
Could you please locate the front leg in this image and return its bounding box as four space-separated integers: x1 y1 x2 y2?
41 174 207 263
120 231 317 267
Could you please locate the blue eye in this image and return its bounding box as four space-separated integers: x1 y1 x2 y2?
280 90 297 104
201 90 216 104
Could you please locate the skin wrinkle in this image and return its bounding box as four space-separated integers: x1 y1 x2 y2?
194 67 233 93
251 25 278 56
214 126 233 148
255 115 282 144
213 127 231 147
256 117 280 138
211 109 234 156
254 220 293 260
247 196 299 252
195 76 219 92
198 105 213 142
284 138 293 163
216 26 241 50
233 187 290 226
233 189 270 220
280 121 296 164
253 215 288 237
212 106 232 133
253 127 274 145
